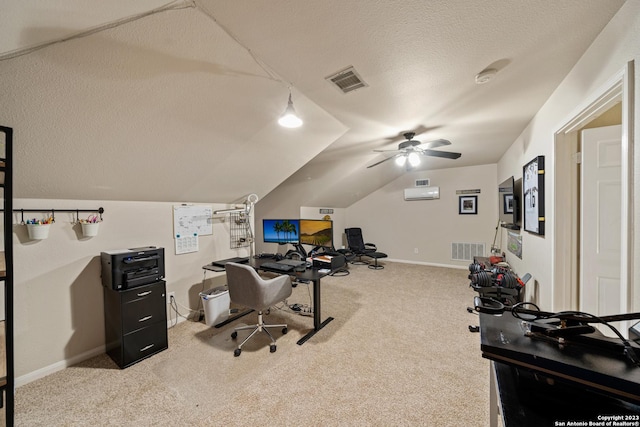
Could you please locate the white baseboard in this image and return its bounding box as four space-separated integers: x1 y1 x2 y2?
17 319 187 388
167 314 189 328
385 258 468 270
16 344 106 388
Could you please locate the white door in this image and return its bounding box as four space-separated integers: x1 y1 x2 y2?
580 125 622 337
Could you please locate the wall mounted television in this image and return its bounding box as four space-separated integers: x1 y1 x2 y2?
262 219 300 244
299 219 334 249
498 176 521 230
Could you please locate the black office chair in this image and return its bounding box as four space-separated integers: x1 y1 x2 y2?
344 227 388 269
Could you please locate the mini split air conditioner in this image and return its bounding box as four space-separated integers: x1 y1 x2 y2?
404 186 440 200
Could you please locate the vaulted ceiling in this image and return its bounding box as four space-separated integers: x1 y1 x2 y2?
0 0 625 206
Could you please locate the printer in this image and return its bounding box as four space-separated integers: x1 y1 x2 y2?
101 246 165 290
312 253 346 271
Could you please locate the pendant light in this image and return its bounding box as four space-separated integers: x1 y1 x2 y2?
278 91 303 128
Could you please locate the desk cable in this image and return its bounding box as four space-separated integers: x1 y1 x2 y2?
168 295 200 328
288 279 314 316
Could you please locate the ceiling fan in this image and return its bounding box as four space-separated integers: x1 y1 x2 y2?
367 132 461 169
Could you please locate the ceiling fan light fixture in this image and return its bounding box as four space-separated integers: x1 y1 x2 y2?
408 152 421 167
395 155 407 166
278 92 303 128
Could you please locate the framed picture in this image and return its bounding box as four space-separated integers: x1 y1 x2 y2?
503 194 514 214
459 195 477 215
523 155 545 235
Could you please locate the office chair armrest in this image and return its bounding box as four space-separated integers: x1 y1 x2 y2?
364 243 377 251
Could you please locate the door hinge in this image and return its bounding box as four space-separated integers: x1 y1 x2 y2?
572 152 582 164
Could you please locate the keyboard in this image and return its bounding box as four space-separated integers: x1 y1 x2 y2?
210 257 249 268
277 259 306 267
261 262 294 272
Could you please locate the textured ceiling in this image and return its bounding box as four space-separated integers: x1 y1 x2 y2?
0 0 626 206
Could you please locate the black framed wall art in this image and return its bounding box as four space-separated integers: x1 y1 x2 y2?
503 194 514 214
459 195 477 215
523 155 545 235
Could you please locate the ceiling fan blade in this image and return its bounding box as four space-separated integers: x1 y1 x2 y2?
367 154 399 168
373 148 402 153
421 149 462 159
415 138 451 150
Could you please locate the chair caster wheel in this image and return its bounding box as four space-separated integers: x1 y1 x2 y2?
234 348 241 357
270 344 277 353
231 331 238 339
282 327 288 334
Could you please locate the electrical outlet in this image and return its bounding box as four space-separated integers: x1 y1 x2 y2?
167 291 175 304
414 248 419 254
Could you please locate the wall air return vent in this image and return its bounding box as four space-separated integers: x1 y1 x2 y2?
415 179 430 187
325 66 368 94
451 242 485 261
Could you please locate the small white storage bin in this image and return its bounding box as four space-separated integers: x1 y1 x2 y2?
199 286 230 326
27 223 50 240
81 222 100 237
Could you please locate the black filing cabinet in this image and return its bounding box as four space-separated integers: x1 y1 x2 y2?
103 280 168 368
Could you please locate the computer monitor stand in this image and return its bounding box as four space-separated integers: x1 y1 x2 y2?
284 243 307 260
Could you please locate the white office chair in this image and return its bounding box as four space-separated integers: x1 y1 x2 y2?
225 262 292 357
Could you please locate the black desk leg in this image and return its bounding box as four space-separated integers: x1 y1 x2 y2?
297 278 334 345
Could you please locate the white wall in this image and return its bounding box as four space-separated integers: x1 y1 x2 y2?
496 1 640 311
345 164 498 268
12 198 245 384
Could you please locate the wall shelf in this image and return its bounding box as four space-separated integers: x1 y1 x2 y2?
6 207 104 224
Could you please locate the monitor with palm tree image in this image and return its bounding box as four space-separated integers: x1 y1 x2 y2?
262 219 300 244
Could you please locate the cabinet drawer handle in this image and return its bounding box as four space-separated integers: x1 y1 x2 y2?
138 315 153 322
140 344 154 352
137 291 152 297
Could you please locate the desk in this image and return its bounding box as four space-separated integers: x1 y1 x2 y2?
203 258 334 345
478 312 640 426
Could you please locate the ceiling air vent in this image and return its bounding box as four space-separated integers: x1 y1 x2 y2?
325 66 368 94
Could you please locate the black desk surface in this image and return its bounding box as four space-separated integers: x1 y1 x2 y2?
203 257 329 281
479 312 640 425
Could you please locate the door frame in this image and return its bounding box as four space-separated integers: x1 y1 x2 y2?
553 61 633 312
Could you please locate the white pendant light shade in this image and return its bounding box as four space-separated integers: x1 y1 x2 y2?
408 152 421 167
278 92 303 128
395 155 407 166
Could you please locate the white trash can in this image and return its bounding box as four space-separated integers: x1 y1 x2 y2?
200 286 230 326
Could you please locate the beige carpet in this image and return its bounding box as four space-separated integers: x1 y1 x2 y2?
14 262 490 426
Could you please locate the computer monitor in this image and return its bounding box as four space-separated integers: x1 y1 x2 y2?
262 219 300 244
299 219 333 249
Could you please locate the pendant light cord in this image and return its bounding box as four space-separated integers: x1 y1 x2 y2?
194 1 291 88
0 0 195 62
